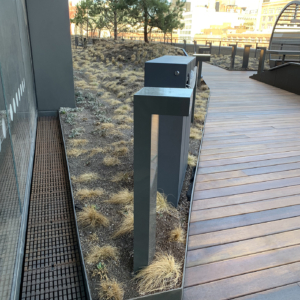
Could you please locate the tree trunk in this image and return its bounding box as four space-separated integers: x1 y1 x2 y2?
144 6 148 43
114 10 117 40
99 29 101 38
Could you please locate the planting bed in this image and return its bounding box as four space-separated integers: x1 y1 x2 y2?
60 39 209 300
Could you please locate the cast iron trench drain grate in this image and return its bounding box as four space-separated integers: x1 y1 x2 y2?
20 117 88 300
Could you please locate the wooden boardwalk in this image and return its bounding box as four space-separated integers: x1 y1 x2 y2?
183 64 300 300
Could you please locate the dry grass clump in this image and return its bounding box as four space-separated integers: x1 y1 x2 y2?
111 171 133 183
76 188 104 200
190 127 202 140
72 172 100 183
115 105 131 114
188 154 197 167
105 99 122 106
135 253 181 294
113 146 128 157
113 210 134 238
101 123 115 129
103 155 121 166
194 112 206 123
200 84 209 91
156 192 178 217
69 139 88 147
105 189 133 205
113 115 134 124
89 232 99 242
86 245 118 264
67 148 88 157
77 206 109 227
88 147 105 157
200 90 210 98
99 279 124 300
169 227 185 243
118 124 131 130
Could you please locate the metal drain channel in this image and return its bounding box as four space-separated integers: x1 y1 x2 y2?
20 117 89 300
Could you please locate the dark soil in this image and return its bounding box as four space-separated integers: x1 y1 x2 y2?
60 39 208 300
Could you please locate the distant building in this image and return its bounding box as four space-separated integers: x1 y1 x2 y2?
259 0 291 31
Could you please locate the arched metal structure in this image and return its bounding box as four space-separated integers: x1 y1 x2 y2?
269 1 300 66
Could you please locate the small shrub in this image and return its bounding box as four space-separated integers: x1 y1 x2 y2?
99 279 124 300
135 253 181 294
77 206 109 227
86 245 118 264
103 156 120 166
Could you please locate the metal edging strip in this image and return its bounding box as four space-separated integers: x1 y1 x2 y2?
58 114 92 300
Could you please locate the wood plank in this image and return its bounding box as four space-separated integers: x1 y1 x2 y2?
197 155 300 175
191 195 300 222
196 162 300 183
189 204 300 235
235 284 300 300
187 229 300 267
189 216 300 249
193 185 300 210
183 261 300 300
185 244 300 287
194 177 300 200
195 169 300 191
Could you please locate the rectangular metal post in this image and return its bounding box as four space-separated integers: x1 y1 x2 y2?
255 42 258 58
242 45 252 69
258 47 267 74
184 39 186 51
194 40 197 53
133 87 193 272
219 41 222 55
229 44 237 70
144 56 196 207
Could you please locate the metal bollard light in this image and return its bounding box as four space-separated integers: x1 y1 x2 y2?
257 47 267 74
144 56 196 207
229 44 237 70
242 45 252 69
133 87 193 272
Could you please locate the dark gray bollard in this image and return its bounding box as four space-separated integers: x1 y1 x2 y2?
242 45 252 69
75 36 78 49
184 39 186 51
219 41 222 55
257 47 267 73
206 42 212 54
193 54 211 85
133 87 193 272
144 56 196 207
229 44 237 70
255 42 258 58
193 40 197 53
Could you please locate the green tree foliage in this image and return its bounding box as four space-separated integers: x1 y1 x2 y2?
71 0 100 38
102 0 138 40
157 0 185 43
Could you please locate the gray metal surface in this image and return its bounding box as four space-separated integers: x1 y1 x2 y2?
26 0 75 113
258 47 267 74
269 1 300 66
250 62 300 95
144 56 196 207
242 45 252 69
134 87 193 272
230 44 237 70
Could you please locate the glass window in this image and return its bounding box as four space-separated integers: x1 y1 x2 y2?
268 16 274 21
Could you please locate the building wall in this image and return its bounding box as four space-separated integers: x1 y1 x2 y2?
259 0 291 31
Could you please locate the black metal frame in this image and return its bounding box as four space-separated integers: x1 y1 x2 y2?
268 1 300 65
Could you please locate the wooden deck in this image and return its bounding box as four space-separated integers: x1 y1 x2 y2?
183 64 300 300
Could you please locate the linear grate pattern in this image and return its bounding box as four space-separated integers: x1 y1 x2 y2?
21 117 87 300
